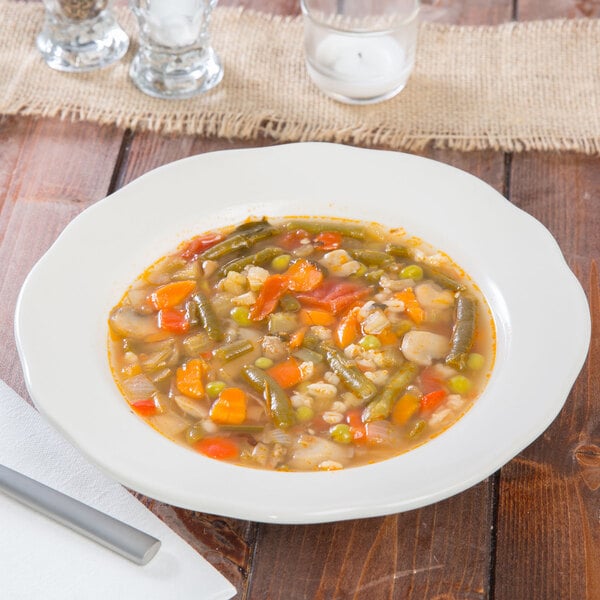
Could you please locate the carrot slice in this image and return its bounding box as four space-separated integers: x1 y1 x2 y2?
299 308 335 326
267 357 302 389
288 327 307 350
346 409 366 444
249 275 289 321
209 387 247 425
283 259 324 292
180 232 223 260
131 398 159 417
396 288 425 324
335 307 360 347
176 358 206 399
149 280 196 310
377 328 398 346
195 437 239 460
391 393 420 425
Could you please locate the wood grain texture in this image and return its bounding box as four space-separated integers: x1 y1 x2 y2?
0 117 124 396
493 151 600 600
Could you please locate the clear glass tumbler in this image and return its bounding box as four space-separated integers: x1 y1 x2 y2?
37 0 129 72
301 0 419 105
129 0 223 100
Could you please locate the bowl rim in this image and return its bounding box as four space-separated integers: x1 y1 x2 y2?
15 142 591 524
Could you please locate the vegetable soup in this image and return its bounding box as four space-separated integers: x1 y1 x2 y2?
108 217 495 471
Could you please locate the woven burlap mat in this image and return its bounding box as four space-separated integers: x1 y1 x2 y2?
2 1 600 153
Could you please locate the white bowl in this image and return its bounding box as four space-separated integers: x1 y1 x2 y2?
15 143 590 524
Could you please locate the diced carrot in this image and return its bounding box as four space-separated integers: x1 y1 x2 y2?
131 398 160 417
396 288 425 324
288 326 307 350
420 389 448 412
176 358 206 399
346 409 367 444
194 437 239 460
313 231 342 251
335 306 360 347
391 393 420 425
157 308 190 333
299 308 335 327
249 275 289 321
283 259 324 292
377 327 398 346
180 232 223 260
267 357 302 389
209 387 247 425
149 280 196 310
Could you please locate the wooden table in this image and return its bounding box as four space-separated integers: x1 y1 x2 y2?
1 1 598 598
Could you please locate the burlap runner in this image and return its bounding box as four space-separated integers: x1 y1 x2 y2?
2 1 600 153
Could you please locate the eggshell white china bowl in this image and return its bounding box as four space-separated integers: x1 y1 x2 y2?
15 143 590 524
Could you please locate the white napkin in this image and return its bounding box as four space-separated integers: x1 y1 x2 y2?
0 380 237 600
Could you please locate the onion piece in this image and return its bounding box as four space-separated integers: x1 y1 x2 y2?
122 374 156 400
288 434 354 470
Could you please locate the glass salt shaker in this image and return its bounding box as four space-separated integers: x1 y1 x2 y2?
129 0 223 99
37 0 129 72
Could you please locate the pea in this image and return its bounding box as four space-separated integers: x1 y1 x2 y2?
230 305 252 326
206 380 226 398
186 423 205 444
467 353 485 371
296 405 314 422
254 356 274 369
400 265 424 280
448 375 472 395
330 423 353 444
359 335 381 350
271 254 291 272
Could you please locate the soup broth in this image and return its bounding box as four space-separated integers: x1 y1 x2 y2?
108 217 495 471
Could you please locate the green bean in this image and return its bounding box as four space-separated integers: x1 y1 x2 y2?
446 293 476 370
215 246 283 278
213 339 254 362
322 345 377 402
199 220 276 261
283 220 366 240
192 292 223 341
301 330 323 351
423 266 465 292
292 347 324 364
362 362 418 422
364 268 385 283
348 249 393 267
385 243 411 258
219 424 265 434
241 365 295 429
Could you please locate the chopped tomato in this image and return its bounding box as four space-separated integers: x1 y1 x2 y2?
346 409 367 444
249 275 289 321
296 281 370 315
157 308 189 333
131 398 159 417
313 231 342 251
284 259 324 292
195 437 239 460
419 366 446 395
278 229 310 250
420 389 448 412
267 357 302 389
180 232 223 260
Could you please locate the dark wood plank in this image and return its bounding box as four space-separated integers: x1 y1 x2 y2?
0 117 124 396
491 0 600 596
493 152 600 600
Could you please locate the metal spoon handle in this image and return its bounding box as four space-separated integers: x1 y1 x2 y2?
0 463 161 565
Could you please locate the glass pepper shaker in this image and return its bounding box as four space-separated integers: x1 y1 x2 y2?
37 0 129 72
